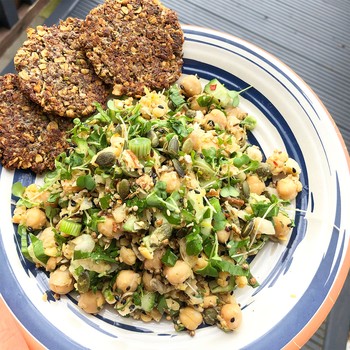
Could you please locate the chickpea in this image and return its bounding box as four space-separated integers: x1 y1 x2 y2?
246 174 265 195
204 109 227 130
193 256 208 272
164 260 192 285
276 176 302 200
38 227 58 257
189 95 208 113
180 75 202 97
119 246 137 266
220 303 242 331
217 271 230 287
225 106 248 120
25 207 47 230
24 184 54 207
61 179 81 194
112 205 127 224
143 248 164 272
46 257 57 272
235 275 248 288
159 171 181 193
152 105 167 118
179 307 203 331
78 290 105 314
142 271 153 292
220 293 238 305
114 270 141 293
12 206 27 224
203 295 218 309
217 229 230 243
188 128 205 152
62 241 75 260
109 135 125 157
273 212 292 240
246 145 263 162
49 267 74 295
97 216 116 239
226 114 240 134
266 150 289 175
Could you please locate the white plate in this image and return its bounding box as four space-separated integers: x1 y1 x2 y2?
0 25 349 350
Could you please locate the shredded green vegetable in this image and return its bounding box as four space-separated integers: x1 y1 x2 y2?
11 75 302 334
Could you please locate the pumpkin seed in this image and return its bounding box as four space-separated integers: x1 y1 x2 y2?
241 219 254 238
172 159 185 177
95 151 116 167
255 163 272 178
147 130 159 147
167 135 179 156
203 307 218 325
242 180 250 199
181 138 193 153
117 179 130 200
122 166 139 178
77 270 90 293
185 109 197 118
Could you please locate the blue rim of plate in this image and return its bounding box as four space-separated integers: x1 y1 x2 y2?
0 25 348 350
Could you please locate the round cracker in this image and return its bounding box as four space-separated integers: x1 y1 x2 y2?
0 74 72 173
80 0 184 97
14 17 110 118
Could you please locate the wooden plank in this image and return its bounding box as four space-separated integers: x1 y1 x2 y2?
0 0 18 28
0 0 48 56
182 0 349 73
161 0 350 149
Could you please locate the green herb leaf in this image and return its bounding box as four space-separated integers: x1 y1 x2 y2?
240 115 257 130
244 160 260 172
196 95 213 107
228 238 250 258
185 228 203 256
11 182 26 197
47 191 61 203
209 197 227 231
161 248 178 267
212 259 249 276
220 186 239 198
157 295 168 314
45 206 60 222
233 154 250 168
167 118 189 139
76 175 96 191
168 85 186 107
99 194 112 210
195 261 219 277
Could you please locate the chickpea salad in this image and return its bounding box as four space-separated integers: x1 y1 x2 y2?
12 75 302 334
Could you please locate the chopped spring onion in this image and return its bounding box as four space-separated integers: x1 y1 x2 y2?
59 219 82 236
128 137 151 159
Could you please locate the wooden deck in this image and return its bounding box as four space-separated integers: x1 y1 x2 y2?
162 0 350 153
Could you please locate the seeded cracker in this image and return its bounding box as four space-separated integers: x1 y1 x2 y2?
80 0 184 97
0 74 71 173
14 17 110 118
